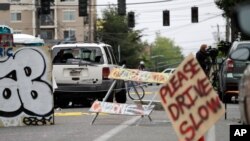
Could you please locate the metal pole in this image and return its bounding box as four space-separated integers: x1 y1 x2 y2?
91 65 125 125
225 17 230 42
88 0 92 43
35 0 40 37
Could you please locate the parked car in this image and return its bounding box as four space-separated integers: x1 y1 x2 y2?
218 41 250 102
162 68 175 76
154 68 175 85
52 43 126 107
230 47 250 124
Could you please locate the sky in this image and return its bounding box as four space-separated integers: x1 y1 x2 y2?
96 0 226 56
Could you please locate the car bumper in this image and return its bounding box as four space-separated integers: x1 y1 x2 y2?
55 81 113 93
224 77 241 91
54 79 125 93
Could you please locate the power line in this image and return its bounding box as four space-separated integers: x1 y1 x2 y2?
141 14 222 35
95 0 174 6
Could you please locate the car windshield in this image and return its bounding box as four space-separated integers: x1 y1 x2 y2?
52 47 104 65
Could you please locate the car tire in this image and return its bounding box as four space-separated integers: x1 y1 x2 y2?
115 89 127 103
58 98 69 108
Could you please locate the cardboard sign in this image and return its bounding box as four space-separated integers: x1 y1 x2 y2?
159 54 225 141
108 68 170 83
89 101 155 116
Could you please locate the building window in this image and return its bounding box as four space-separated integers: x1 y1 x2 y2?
61 0 75 2
64 29 76 41
63 11 76 21
11 12 21 22
13 30 22 34
11 0 21 2
40 11 54 26
41 29 54 40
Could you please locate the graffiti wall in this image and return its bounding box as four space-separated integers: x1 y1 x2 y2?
0 47 53 127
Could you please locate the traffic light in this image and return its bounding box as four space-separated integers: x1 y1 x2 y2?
79 0 88 17
191 6 198 23
128 11 135 28
118 0 126 16
41 0 50 15
163 10 170 26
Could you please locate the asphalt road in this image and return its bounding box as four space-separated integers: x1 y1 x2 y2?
0 85 241 141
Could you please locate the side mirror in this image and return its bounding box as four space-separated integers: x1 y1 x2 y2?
230 48 250 61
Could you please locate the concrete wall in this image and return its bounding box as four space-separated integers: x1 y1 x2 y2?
0 47 53 127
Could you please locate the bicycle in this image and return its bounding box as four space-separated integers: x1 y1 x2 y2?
126 81 145 100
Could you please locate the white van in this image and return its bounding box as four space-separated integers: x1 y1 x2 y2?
52 43 126 107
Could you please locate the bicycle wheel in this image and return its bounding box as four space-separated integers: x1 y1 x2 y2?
128 86 145 100
211 71 219 90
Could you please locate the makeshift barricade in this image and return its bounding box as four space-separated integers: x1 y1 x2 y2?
89 66 170 125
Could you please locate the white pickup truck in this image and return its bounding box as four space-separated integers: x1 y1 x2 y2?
52 43 126 107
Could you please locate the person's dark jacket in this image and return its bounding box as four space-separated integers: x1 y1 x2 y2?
196 50 209 74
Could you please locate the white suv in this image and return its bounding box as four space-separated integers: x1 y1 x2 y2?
52 43 126 107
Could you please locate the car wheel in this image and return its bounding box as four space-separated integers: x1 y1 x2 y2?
115 89 127 103
105 92 114 102
58 99 69 108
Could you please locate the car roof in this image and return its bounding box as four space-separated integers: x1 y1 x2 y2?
230 41 250 53
51 43 111 49
163 68 175 70
162 68 175 72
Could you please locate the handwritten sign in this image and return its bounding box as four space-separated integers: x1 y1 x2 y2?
108 68 170 83
159 54 225 141
89 101 155 116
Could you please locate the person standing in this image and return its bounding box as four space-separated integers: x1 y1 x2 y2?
196 44 210 76
138 61 145 71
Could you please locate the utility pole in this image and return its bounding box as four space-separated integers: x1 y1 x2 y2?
35 0 40 37
217 24 220 42
88 0 92 43
225 17 230 42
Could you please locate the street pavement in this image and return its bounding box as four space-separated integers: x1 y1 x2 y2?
0 85 241 141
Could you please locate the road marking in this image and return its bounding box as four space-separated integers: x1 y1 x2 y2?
54 112 107 117
93 116 141 141
129 91 155 95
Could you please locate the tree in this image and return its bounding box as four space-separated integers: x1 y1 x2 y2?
215 0 250 40
150 33 184 72
96 6 145 68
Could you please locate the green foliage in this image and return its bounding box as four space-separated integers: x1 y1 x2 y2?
215 0 250 41
150 34 184 72
96 6 144 68
97 6 184 70
215 0 248 17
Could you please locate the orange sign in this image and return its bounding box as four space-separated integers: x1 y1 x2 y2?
159 54 225 141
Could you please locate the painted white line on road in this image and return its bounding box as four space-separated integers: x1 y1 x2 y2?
93 116 141 141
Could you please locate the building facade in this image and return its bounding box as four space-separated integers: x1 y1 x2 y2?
0 0 96 44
